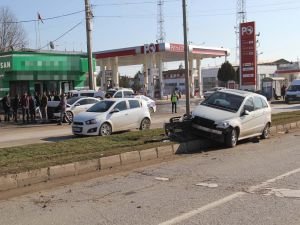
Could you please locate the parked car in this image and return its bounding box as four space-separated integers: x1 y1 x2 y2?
68 90 105 99
134 95 157 113
72 98 151 136
203 87 226 99
49 97 100 122
104 88 134 98
191 89 271 147
285 79 300 104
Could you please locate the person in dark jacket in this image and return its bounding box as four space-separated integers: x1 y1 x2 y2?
40 92 48 123
2 92 11 121
21 92 29 123
57 93 67 125
12 94 20 123
28 93 36 123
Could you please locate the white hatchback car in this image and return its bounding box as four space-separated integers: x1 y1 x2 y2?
72 98 151 136
134 95 157 113
191 89 271 147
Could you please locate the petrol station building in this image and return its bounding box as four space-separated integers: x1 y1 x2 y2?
94 42 229 98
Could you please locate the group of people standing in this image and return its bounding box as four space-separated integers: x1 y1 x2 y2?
1 92 48 123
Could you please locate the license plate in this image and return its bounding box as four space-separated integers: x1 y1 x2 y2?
72 127 81 132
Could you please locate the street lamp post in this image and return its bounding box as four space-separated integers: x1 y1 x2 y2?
182 0 190 116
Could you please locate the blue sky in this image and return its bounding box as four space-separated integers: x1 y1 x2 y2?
1 0 300 75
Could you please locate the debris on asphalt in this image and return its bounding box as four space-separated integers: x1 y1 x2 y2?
155 177 170 181
195 182 218 188
264 188 300 198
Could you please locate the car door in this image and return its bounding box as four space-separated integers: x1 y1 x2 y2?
253 96 268 133
72 99 89 114
239 97 257 138
109 100 129 131
127 99 142 128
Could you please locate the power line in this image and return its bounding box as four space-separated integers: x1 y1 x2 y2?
1 10 85 24
92 0 180 7
39 21 83 50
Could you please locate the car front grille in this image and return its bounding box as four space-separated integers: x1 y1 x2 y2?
73 121 84 126
192 116 216 129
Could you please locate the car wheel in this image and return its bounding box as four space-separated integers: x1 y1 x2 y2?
225 128 238 148
99 123 112 136
140 118 151 130
261 123 270 139
65 111 73 123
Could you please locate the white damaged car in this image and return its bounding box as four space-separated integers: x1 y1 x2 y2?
72 98 151 136
191 89 271 147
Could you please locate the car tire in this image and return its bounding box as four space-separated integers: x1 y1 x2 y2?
140 118 151 130
65 111 73 123
260 123 270 139
225 128 238 148
99 123 112 136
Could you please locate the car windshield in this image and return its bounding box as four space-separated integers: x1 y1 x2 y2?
201 92 245 112
87 100 115 112
287 85 300 91
67 97 81 105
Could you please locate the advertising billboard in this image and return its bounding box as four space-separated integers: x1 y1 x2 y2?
240 21 257 86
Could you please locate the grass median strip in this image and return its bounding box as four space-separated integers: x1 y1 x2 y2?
1 110 300 176
271 110 300 125
0 129 167 176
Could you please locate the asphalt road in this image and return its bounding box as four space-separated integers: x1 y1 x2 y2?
0 101 299 148
0 130 299 225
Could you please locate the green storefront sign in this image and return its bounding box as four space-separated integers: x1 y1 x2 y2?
0 51 95 98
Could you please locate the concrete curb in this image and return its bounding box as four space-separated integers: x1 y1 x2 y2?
1 120 299 193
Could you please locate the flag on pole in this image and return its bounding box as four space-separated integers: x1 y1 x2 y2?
37 12 44 23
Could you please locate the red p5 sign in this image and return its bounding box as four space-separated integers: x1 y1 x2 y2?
240 21 257 86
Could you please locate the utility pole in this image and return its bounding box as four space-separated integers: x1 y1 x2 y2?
182 0 190 116
85 0 94 90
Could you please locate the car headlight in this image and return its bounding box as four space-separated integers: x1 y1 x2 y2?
85 119 98 125
216 121 230 129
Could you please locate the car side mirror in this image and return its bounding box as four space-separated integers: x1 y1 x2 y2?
241 109 250 116
110 108 120 114
75 103 80 107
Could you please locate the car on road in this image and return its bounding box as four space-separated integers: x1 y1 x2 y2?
203 87 226 99
104 88 134 98
285 79 300 104
191 89 271 147
68 90 105 99
51 97 100 122
72 98 151 136
134 95 157 113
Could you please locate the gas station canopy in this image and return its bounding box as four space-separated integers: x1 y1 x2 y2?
94 42 229 66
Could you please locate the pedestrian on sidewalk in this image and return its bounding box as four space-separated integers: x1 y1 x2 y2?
2 92 11 121
57 93 66 125
21 92 29 123
12 94 20 123
171 90 179 113
40 92 48 123
29 93 36 123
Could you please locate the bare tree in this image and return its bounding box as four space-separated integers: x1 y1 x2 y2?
0 7 27 52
